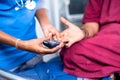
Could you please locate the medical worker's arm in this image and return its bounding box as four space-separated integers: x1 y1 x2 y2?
0 31 63 54
35 0 60 40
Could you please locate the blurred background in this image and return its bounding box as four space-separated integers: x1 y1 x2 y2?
36 0 88 61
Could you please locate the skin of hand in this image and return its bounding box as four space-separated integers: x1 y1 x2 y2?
36 9 60 40
41 24 60 40
18 37 64 55
60 17 85 48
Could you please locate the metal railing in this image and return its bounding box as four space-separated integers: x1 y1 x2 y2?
0 69 28 80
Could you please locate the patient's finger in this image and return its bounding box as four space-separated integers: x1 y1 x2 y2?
60 17 73 27
60 32 67 37
60 33 69 43
65 40 75 48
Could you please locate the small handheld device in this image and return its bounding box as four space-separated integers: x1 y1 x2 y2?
42 40 60 48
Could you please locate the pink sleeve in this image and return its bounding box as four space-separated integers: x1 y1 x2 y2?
82 0 103 23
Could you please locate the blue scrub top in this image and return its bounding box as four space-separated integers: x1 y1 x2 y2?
0 0 39 70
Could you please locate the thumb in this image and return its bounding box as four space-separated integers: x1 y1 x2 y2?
60 17 72 28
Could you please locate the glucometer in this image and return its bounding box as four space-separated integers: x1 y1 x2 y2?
42 40 60 48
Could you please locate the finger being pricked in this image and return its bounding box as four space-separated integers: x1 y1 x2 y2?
61 36 69 44
65 41 73 48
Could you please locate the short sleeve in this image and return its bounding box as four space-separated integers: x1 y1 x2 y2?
82 0 103 23
37 0 48 10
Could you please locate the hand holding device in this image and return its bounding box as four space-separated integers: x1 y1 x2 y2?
42 40 60 48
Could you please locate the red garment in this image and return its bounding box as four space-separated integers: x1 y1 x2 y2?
60 0 120 78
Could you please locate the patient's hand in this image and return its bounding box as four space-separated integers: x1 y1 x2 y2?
60 17 85 48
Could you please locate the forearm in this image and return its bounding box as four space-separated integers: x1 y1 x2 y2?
0 31 26 50
35 8 51 27
81 22 99 38
0 31 17 46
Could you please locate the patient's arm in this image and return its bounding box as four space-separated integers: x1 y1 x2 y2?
81 22 99 38
60 17 99 48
